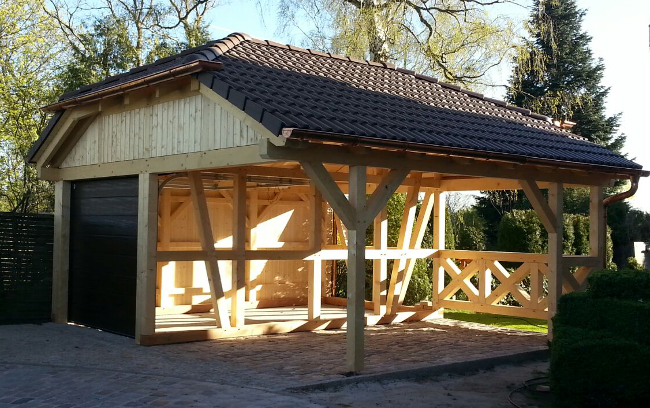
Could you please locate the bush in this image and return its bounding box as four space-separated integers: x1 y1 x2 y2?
551 268 650 407
587 269 650 302
497 210 545 253
550 326 650 408
554 292 650 346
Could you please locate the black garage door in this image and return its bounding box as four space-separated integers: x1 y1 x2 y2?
69 177 139 336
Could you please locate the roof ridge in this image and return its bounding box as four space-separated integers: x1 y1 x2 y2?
212 32 582 139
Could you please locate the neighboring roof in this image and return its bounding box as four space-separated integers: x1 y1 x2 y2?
31 33 643 173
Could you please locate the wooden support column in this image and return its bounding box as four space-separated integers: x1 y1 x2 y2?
157 188 172 307
372 207 387 315
386 174 421 314
308 184 323 320
52 180 71 324
135 173 158 343
347 165 367 373
590 186 605 271
300 162 404 372
431 191 446 313
246 189 259 302
188 172 230 328
547 183 564 339
231 172 247 327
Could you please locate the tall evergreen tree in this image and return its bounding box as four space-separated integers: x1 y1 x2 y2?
508 0 624 152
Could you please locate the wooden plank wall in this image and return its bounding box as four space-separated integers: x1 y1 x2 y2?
61 95 265 168
158 188 333 308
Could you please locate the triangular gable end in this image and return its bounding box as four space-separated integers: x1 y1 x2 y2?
39 79 280 172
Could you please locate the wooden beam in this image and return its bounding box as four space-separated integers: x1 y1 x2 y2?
547 183 564 339
40 144 270 181
301 161 356 229
363 169 410 226
386 173 422 314
520 179 557 234
246 189 259 301
135 173 159 343
432 191 446 312
347 165 367 373
397 192 435 306
52 180 71 324
308 184 323 320
373 206 388 316
260 140 619 186
188 171 230 328
231 172 247 327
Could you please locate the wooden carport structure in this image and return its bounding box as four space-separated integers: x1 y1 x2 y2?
30 33 647 372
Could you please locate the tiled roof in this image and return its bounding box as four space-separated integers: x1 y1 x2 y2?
34 33 642 171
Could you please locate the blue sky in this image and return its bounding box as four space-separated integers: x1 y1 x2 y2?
206 0 650 212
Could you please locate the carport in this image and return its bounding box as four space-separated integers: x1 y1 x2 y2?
29 33 646 372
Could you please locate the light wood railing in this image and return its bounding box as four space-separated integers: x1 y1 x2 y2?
433 250 550 320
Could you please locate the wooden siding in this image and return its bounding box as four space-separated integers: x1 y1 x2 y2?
158 188 333 308
60 94 265 168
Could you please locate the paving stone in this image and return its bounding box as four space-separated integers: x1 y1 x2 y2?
0 319 545 407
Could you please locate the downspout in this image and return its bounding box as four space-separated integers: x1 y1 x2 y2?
602 175 641 268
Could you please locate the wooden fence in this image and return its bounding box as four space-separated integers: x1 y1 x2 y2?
0 212 54 324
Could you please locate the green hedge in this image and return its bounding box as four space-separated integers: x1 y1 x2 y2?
587 269 650 302
554 292 650 346
551 326 650 408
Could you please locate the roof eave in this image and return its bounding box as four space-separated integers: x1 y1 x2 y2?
282 128 648 179
42 60 224 113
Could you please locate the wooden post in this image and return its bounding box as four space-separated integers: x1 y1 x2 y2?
135 173 158 343
308 184 323 320
547 183 564 339
431 191 446 313
372 208 387 315
590 186 605 271
347 165 367 373
188 172 230 328
386 174 421 314
246 189 258 302
52 180 71 324
231 172 247 327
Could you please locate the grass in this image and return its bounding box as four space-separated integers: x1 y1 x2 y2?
444 309 548 333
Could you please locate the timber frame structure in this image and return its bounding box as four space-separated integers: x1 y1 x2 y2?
31 33 647 372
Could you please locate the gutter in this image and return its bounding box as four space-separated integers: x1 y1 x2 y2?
602 175 641 268
42 60 223 113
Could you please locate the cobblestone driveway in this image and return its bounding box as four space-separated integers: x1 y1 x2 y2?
0 319 547 407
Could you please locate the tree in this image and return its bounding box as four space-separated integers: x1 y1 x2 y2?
507 0 624 152
271 0 516 86
45 0 219 92
0 0 62 213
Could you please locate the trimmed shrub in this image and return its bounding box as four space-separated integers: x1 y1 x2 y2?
550 326 650 408
554 292 650 346
587 269 650 302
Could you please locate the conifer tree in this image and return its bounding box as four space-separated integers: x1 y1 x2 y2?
508 0 625 152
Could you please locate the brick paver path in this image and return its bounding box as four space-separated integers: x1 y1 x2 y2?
0 319 546 406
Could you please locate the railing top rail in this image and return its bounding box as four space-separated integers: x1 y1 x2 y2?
436 249 548 263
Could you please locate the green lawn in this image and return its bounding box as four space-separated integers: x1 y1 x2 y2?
443 309 548 333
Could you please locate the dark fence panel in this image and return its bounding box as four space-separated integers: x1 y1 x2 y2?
0 213 54 324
